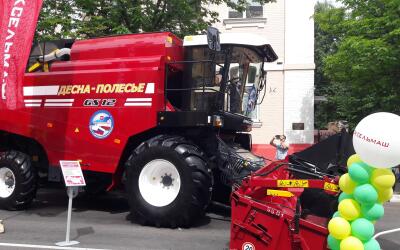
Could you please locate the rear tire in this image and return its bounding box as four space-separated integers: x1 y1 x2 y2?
125 135 212 228
0 151 37 210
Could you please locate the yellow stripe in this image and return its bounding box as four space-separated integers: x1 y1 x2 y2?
277 179 309 188
267 189 294 197
324 182 339 192
28 62 42 72
43 63 49 72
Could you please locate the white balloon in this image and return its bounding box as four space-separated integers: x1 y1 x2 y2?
353 112 400 168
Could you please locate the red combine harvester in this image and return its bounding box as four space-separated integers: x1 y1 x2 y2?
0 24 355 248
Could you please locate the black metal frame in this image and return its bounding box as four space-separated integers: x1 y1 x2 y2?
164 59 222 111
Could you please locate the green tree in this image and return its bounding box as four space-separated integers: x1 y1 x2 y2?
36 1 79 41
314 1 344 129
36 0 275 40
315 0 400 128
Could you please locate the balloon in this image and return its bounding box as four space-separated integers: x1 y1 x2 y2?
354 184 378 205
338 199 361 221
339 192 353 203
377 187 393 203
327 234 341 250
332 211 341 218
363 238 381 250
371 168 395 190
361 203 384 221
348 162 371 184
347 154 362 167
340 236 364 250
339 174 357 194
362 164 375 175
328 217 351 240
351 218 375 241
353 112 400 168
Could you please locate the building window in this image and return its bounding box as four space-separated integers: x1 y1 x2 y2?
228 1 263 19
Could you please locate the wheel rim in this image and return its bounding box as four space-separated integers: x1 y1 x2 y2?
0 167 16 198
138 159 181 207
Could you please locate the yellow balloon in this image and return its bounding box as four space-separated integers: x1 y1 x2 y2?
339 173 357 194
347 154 362 167
338 199 361 221
328 217 351 240
377 187 393 203
371 168 395 190
340 236 364 250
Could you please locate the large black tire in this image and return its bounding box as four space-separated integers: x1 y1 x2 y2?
125 135 213 228
0 151 37 210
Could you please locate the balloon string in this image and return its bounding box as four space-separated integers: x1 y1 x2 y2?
374 227 400 239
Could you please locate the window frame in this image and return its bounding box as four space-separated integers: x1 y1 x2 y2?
228 1 264 19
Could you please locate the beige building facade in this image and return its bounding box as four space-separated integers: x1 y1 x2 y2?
209 0 316 145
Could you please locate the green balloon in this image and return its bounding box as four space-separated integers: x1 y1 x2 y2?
327 234 341 250
363 238 381 250
362 203 384 221
332 211 341 218
339 192 354 203
351 218 375 242
349 163 371 184
354 184 378 205
361 162 374 174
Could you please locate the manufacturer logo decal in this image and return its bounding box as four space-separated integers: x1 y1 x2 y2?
89 110 114 139
242 242 255 250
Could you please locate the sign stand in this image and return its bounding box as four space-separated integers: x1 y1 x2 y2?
56 186 79 246
55 161 86 247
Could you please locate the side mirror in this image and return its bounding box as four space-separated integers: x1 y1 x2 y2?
207 27 221 52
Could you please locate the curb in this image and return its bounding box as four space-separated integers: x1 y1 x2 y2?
390 194 400 203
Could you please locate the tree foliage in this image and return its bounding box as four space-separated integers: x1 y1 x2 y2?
315 0 400 128
314 1 343 128
35 0 274 40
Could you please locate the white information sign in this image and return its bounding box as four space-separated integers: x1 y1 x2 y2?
59 161 86 187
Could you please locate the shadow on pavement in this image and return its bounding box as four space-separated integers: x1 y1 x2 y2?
72 226 95 241
23 187 232 228
25 187 129 218
25 187 68 217
126 202 230 228
73 192 129 214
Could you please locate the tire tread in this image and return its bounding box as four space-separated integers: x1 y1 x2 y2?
0 151 36 210
126 135 212 228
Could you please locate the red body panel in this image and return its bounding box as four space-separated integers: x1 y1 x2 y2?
0 32 183 173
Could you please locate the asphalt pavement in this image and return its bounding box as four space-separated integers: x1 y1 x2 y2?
0 188 399 250
0 188 230 250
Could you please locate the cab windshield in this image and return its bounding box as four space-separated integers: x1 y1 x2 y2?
179 45 264 117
